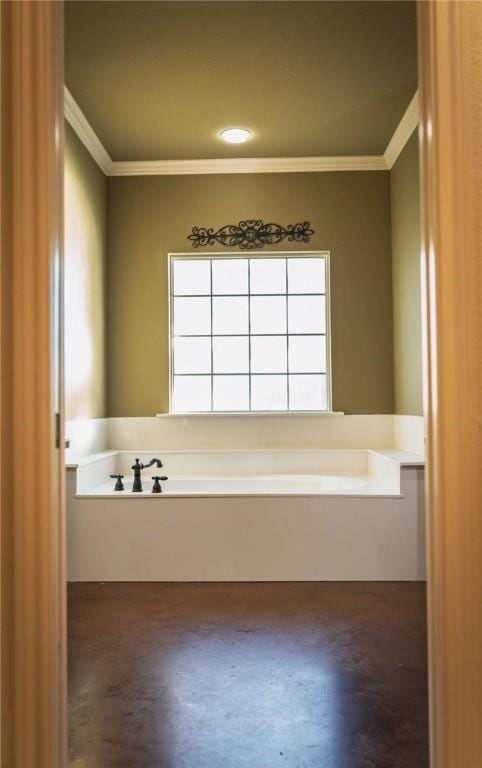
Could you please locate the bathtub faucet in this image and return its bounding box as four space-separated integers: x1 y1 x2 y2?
131 457 163 492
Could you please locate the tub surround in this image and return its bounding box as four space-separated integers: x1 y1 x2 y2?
66 415 425 582
394 414 425 454
68 447 423 498
66 414 425 459
107 414 396 453
67 446 425 582
89 474 389 497
65 417 108 459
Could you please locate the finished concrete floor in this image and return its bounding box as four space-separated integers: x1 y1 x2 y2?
68 582 428 768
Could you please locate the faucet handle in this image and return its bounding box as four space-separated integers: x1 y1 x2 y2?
110 474 125 492
151 475 168 493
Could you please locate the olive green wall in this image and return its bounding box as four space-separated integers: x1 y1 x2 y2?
106 172 394 416
390 132 423 415
64 123 107 419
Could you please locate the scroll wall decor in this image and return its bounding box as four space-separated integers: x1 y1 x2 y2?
187 219 314 250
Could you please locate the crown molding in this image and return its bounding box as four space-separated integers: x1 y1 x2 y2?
63 84 418 176
64 86 112 174
109 155 387 176
384 90 419 169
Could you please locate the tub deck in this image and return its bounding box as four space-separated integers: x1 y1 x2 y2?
66 448 425 582
79 473 398 497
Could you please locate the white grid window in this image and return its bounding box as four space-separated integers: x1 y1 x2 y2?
170 254 330 413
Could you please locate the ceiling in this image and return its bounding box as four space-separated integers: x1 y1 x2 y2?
65 1 417 162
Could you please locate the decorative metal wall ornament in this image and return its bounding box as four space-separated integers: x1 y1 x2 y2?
187 220 314 250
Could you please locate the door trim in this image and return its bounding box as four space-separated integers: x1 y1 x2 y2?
418 2 482 766
0 1 66 766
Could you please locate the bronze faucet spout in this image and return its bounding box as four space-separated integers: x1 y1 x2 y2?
131 457 163 492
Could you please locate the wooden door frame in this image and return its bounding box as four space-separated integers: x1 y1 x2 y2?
418 2 482 766
1 1 481 766
1 1 66 767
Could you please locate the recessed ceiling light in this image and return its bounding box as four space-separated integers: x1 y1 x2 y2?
219 128 252 144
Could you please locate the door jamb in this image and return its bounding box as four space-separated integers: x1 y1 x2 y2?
0 1 66 766
417 2 482 766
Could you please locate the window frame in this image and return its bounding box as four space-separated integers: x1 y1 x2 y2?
168 251 332 414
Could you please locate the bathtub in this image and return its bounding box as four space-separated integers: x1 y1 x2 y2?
87 473 386 496
66 448 425 582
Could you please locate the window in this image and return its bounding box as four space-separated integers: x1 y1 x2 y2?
169 253 330 413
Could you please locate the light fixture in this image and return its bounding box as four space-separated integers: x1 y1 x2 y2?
219 128 252 144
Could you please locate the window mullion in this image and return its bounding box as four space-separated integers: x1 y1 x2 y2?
170 254 329 414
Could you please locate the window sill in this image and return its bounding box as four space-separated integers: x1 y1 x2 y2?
156 411 345 418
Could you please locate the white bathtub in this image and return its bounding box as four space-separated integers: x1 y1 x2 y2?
66 448 425 582
88 473 385 496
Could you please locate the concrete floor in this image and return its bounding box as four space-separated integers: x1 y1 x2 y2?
68 582 428 768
